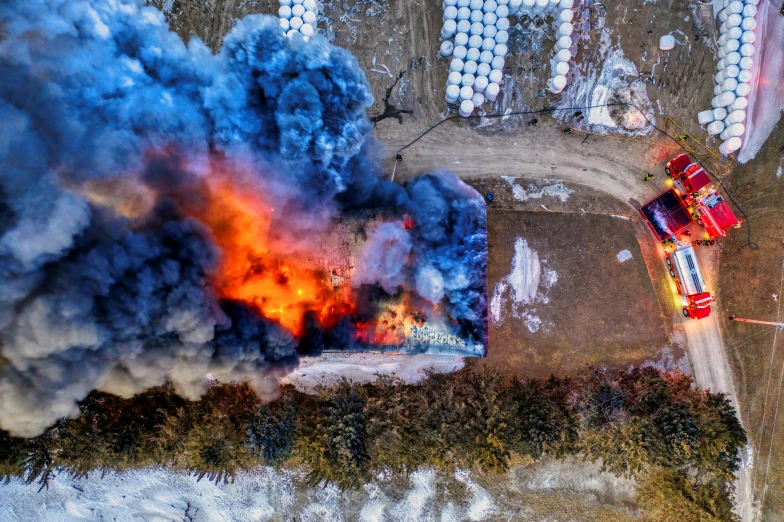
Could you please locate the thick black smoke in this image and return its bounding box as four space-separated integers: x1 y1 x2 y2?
0 0 486 437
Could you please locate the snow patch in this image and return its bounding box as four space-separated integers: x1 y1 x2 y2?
490 238 558 332
453 470 495 521
501 177 573 202
558 28 654 135
0 467 501 522
281 353 465 393
616 249 633 263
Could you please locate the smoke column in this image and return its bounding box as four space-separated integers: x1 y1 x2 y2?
0 1 487 436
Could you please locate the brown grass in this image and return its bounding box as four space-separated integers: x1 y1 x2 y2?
717 123 784 521
472 209 669 379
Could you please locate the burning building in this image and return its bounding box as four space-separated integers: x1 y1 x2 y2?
0 1 487 437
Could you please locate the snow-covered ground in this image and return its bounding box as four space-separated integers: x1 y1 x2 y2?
490 237 558 332
0 467 497 522
281 352 464 392
558 27 655 134
501 176 574 202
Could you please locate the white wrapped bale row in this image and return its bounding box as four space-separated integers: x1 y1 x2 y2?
279 0 319 38
442 0 510 116
513 0 572 19
546 1 575 94
698 0 758 155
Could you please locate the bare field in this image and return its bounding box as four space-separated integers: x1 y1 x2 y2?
471 210 669 379
718 123 784 522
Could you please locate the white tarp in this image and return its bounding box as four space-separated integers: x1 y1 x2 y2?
738 0 784 163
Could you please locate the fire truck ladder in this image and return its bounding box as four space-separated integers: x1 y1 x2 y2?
663 117 732 183
728 316 784 330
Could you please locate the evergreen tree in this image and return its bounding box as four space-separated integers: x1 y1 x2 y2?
246 389 297 465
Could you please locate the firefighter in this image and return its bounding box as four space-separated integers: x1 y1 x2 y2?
396 153 403 162
678 134 688 142
562 127 572 134
643 172 654 182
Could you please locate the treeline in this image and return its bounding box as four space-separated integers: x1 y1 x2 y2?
0 367 745 521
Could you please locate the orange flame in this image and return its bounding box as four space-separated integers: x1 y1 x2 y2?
187 171 350 336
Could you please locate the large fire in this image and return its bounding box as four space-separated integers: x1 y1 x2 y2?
79 154 476 351
189 175 352 336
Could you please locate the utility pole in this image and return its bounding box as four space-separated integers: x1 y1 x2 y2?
728 316 784 330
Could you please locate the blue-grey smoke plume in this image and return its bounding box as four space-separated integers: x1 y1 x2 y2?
0 0 487 437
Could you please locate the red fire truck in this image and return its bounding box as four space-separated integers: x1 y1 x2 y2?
694 191 742 239
665 154 742 239
666 154 712 194
666 242 714 320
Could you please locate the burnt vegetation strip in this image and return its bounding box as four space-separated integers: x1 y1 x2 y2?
0 367 744 521
370 70 412 126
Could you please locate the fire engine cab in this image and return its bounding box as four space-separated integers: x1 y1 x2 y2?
665 242 714 320
666 154 712 195
693 191 742 239
665 154 742 239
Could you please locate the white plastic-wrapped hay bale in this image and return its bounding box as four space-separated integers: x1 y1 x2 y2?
459 99 475 117
698 110 715 125
483 24 498 38
472 91 486 106
461 73 476 87
303 10 317 25
548 75 567 94
557 9 573 23
446 84 461 103
300 23 314 36
726 109 746 124
713 107 729 121
735 82 751 97
728 96 748 111
441 41 455 57
489 69 503 84
554 61 569 76
556 35 572 51
712 91 736 108
459 85 474 101
442 20 457 39
659 35 676 50
719 137 742 154
707 120 725 135
720 123 745 140
466 47 481 62
485 82 501 101
474 75 489 92
556 22 573 38
453 45 467 60
447 71 463 86
450 58 465 72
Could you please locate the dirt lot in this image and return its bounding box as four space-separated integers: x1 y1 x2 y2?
471 209 671 378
